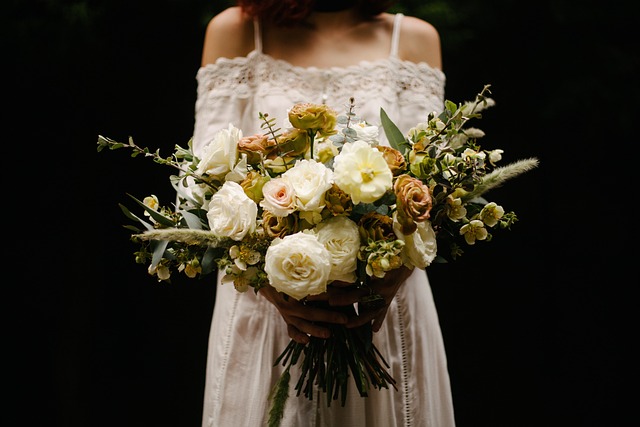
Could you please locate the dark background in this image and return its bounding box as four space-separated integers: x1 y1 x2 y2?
8 0 636 426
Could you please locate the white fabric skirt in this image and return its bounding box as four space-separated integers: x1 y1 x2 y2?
202 268 456 427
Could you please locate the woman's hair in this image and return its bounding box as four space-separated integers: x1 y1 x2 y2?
236 0 397 25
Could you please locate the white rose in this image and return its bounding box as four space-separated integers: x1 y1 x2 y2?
393 213 438 269
264 232 331 300
196 123 242 181
333 140 392 204
260 177 297 217
314 216 360 283
207 181 257 241
354 121 379 145
282 159 333 213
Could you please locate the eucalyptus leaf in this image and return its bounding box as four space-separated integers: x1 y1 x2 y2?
329 134 345 144
343 127 357 138
375 205 389 215
352 202 378 216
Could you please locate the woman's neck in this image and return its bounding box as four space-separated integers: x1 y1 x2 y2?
305 11 362 32
312 0 357 13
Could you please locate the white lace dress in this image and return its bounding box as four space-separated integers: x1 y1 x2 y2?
195 14 456 427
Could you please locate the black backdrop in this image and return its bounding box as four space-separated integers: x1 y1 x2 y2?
8 0 636 426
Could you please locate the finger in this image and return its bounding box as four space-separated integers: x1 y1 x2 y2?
287 323 310 344
287 316 333 339
345 306 385 329
304 293 329 302
371 310 388 332
294 303 349 325
326 287 367 306
328 280 356 288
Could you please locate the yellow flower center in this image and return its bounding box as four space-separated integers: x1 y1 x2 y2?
361 167 375 182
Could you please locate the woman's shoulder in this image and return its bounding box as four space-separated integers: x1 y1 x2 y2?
201 6 255 66
393 14 442 70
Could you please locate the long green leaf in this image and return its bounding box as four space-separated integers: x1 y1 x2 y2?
150 239 169 269
127 193 176 228
380 108 410 153
201 247 218 275
181 209 205 230
119 203 154 231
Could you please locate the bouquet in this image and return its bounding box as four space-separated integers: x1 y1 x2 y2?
97 85 538 425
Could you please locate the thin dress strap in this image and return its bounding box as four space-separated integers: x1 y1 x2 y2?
390 13 404 58
253 17 262 53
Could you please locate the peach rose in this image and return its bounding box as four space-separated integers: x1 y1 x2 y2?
376 145 406 176
394 174 432 235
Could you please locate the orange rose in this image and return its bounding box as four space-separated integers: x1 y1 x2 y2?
394 174 432 235
238 133 274 165
376 145 406 176
358 211 396 242
262 210 299 239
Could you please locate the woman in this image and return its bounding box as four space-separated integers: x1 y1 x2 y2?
194 1 455 425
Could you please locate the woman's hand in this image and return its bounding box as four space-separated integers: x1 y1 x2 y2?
258 284 348 344
323 266 414 332
259 265 413 343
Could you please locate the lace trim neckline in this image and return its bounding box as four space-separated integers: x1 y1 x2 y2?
199 50 444 77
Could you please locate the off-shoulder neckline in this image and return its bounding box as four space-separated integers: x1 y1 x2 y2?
198 50 444 77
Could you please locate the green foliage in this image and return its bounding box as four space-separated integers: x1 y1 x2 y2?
380 108 410 154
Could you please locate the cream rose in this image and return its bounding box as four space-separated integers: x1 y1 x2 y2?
196 123 242 181
282 159 334 213
333 140 392 204
393 212 438 269
314 216 360 283
264 232 331 300
206 181 257 241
